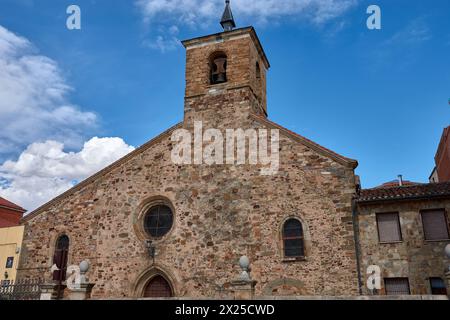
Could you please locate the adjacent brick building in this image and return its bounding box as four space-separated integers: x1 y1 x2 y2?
0 197 26 228
0 197 26 284
431 126 450 182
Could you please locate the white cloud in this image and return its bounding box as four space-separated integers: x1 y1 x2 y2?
0 137 135 212
142 24 181 52
136 0 358 51
0 25 97 156
137 0 357 24
0 25 136 213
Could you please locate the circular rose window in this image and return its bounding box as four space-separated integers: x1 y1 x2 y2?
143 205 174 238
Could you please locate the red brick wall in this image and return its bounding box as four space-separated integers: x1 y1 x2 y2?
0 207 22 227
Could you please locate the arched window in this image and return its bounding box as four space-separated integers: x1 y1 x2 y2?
210 52 227 84
256 61 261 79
143 275 173 297
144 205 174 238
52 235 69 281
282 219 304 258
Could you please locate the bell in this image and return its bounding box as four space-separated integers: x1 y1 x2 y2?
215 72 226 83
212 57 227 84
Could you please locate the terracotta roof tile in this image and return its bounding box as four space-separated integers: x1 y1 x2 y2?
375 180 422 188
357 181 450 203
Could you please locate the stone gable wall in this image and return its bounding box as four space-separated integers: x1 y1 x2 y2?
18 116 359 297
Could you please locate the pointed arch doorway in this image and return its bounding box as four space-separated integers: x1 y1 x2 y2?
143 275 173 298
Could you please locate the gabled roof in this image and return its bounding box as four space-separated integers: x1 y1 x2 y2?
0 196 26 212
357 181 450 204
22 114 358 223
22 122 183 223
251 114 358 169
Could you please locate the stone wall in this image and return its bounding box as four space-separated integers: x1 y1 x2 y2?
17 111 360 297
357 199 450 295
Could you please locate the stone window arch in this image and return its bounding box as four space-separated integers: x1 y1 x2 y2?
144 204 174 238
279 215 311 260
282 218 304 258
209 51 228 84
256 61 261 79
134 196 176 243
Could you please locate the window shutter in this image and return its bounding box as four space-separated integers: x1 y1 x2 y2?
385 278 410 295
421 210 449 241
377 213 401 242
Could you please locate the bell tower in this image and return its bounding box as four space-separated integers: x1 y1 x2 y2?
182 1 270 128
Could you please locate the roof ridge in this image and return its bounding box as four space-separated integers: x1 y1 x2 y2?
250 114 358 169
358 181 450 203
363 180 450 191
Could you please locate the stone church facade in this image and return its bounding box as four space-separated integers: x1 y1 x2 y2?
15 6 450 299
17 24 362 298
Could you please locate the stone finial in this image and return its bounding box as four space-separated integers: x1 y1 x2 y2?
79 260 90 284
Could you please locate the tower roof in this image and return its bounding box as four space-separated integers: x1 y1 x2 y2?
220 0 236 31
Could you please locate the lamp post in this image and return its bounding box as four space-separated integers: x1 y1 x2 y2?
145 240 156 263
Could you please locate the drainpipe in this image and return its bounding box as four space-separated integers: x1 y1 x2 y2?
351 197 363 295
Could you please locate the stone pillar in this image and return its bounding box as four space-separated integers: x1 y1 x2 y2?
67 283 95 300
230 280 257 300
66 260 95 300
40 283 66 300
445 244 450 297
445 271 450 297
229 256 257 300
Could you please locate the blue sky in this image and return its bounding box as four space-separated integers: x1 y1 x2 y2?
0 0 449 210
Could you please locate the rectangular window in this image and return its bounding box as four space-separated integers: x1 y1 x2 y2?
5 256 14 269
430 277 447 295
421 209 450 241
376 212 402 243
384 278 410 295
